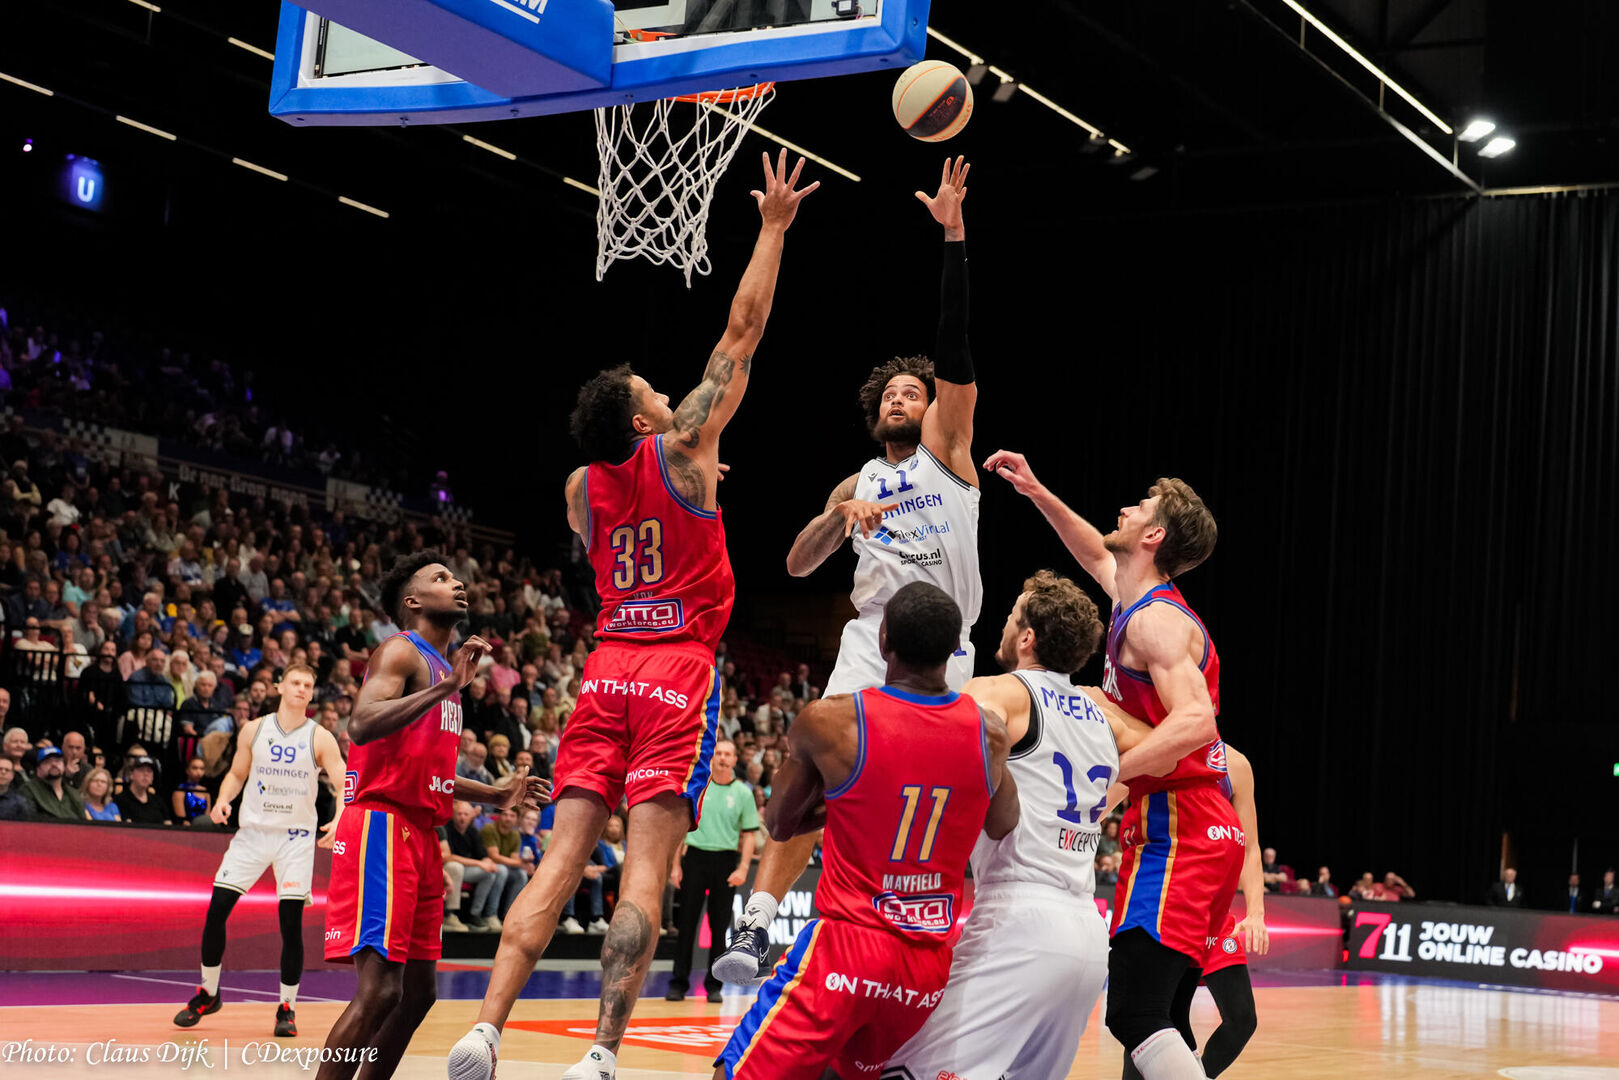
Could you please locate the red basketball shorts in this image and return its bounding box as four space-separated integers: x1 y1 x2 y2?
323 804 444 964
717 918 953 1080
552 643 721 821
1200 910 1248 977
1112 782 1245 963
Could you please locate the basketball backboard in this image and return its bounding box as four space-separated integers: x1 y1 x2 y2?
269 0 931 126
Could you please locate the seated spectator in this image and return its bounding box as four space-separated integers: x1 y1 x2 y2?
560 844 611 935
207 696 253 737
487 734 514 780
6 577 51 627
1369 871 1414 902
1097 817 1121 859
600 814 626 895
531 705 561 763
1488 867 1527 907
0 757 17 796
456 740 494 792
126 648 176 709
1261 846 1287 892
80 767 121 821
1309 866 1338 897
3 726 30 776
119 630 156 680
1349 872 1376 901
14 617 57 654
480 807 528 917
60 731 89 787
441 800 507 931
517 806 546 873
1096 851 1119 886
487 645 522 695
171 756 212 825
489 692 527 752
168 649 197 704
19 746 85 821
115 756 172 824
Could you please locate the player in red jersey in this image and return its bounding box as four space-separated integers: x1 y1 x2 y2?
715 582 1018 1080
450 150 818 1080
317 553 546 1080
1119 743 1267 1080
984 450 1236 1080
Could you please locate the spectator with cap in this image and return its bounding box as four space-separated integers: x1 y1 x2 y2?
115 755 171 825
19 745 84 821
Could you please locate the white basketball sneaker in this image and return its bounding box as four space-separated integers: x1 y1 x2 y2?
559 1045 616 1080
447 1024 498 1080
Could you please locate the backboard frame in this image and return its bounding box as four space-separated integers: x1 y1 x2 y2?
268 0 931 127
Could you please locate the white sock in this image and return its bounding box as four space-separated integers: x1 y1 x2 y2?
279 983 298 1007
200 965 221 996
473 1022 501 1053
582 1045 616 1072
739 893 778 931
1130 1028 1206 1080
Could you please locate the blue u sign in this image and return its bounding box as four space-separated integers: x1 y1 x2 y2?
64 156 105 212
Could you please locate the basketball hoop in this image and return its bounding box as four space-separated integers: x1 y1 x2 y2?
594 70 776 286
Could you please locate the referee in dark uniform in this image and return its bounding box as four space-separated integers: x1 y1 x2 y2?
667 739 759 1002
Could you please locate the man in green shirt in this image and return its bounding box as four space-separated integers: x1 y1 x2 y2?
481 807 529 919
20 746 84 821
666 739 759 1002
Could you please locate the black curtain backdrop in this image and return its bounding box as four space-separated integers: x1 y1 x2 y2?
1011 191 1619 906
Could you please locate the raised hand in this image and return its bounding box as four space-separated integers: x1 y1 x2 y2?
451 635 492 690
834 499 898 539
916 155 969 238
982 449 1043 496
752 149 820 231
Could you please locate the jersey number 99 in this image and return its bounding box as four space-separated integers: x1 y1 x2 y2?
609 519 665 590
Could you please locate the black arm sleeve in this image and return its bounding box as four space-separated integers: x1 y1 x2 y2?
934 240 973 385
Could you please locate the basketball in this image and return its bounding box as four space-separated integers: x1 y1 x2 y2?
892 60 974 142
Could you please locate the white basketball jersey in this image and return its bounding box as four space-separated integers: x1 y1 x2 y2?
240 715 321 832
970 670 1120 897
848 445 982 632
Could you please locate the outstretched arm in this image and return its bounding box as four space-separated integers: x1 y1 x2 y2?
918 157 978 482
983 449 1117 601
1115 604 1217 780
786 474 895 577
565 467 589 541
666 152 818 475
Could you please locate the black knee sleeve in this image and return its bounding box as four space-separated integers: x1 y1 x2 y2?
201 887 241 968
1105 929 1199 1053
278 899 304 986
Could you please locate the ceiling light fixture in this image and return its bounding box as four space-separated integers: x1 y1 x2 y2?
115 115 177 140
1279 0 1452 134
338 195 390 218
1458 119 1496 143
231 157 288 181
462 134 516 160
0 71 54 96
227 38 276 62
1477 136 1516 159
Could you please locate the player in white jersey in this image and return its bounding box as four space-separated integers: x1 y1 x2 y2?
172 664 347 1038
713 157 984 984
884 571 1152 1080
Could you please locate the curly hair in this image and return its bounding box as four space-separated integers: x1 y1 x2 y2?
569 364 640 464
1017 570 1103 674
380 550 446 626
883 581 962 666
857 356 935 441
1149 477 1217 577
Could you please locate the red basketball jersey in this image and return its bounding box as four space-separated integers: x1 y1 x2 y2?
585 434 735 652
344 631 464 826
1102 581 1228 798
815 686 994 949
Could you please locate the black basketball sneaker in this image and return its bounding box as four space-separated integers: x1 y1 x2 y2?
173 987 221 1027
274 1004 297 1037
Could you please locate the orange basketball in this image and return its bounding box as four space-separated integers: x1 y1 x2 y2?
892 60 974 142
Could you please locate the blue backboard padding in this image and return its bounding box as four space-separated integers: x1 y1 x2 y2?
295 0 614 99
269 0 930 126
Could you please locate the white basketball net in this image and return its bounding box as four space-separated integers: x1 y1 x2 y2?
594 84 776 286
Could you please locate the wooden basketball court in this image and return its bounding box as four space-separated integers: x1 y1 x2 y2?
3 967 1616 1079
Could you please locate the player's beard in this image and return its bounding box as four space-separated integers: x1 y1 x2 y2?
1101 530 1128 555
874 414 922 447
994 632 1018 672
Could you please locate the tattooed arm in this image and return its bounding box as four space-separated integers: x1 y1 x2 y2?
564 467 589 540
786 473 895 577
663 151 818 509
